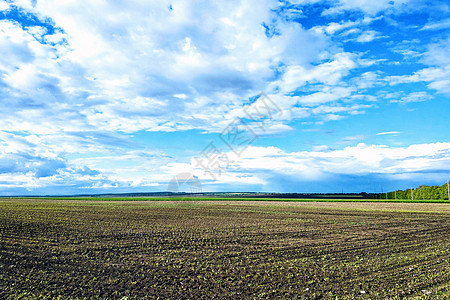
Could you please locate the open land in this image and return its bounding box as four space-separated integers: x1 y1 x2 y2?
0 199 449 299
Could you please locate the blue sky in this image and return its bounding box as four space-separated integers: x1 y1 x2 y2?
0 0 449 195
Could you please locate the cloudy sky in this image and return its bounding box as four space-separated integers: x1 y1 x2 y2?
0 0 449 195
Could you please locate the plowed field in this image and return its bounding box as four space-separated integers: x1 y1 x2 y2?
1 200 449 299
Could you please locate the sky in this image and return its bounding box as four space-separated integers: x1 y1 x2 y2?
0 0 449 195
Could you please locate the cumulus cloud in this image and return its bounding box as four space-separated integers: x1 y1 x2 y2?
0 130 171 193
0 134 110 193
1 0 356 136
0 0 448 194
0 0 397 160
184 143 450 191
273 52 358 92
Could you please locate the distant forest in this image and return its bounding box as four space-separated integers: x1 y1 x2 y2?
386 183 450 200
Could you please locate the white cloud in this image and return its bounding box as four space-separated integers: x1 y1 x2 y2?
0 0 448 194
391 91 433 104
312 20 359 35
0 129 175 191
184 142 450 186
420 18 450 31
312 145 334 152
422 37 450 66
173 93 188 100
0 1 10 11
352 71 384 89
321 113 346 121
0 0 386 140
388 67 450 95
1 0 345 135
311 103 371 114
322 0 412 15
376 131 400 135
272 52 358 93
339 134 367 144
355 30 383 43
295 86 354 106
387 37 450 95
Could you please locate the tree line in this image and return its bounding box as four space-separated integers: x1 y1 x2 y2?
384 183 450 200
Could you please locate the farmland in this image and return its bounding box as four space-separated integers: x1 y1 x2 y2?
0 199 449 299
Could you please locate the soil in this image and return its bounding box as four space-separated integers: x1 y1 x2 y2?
0 200 449 299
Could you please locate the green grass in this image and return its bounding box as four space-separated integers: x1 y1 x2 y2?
3 196 449 203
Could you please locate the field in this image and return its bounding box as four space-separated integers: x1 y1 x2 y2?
29 197 450 203
0 199 449 299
